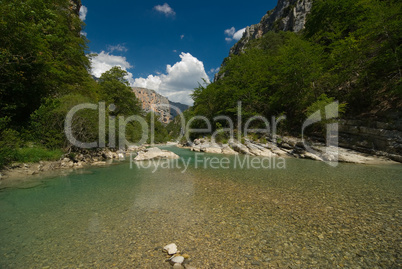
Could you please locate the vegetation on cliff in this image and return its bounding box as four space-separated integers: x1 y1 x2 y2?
191 0 401 135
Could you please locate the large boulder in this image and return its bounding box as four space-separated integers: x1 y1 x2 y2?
229 142 254 155
221 145 238 155
134 147 179 161
245 142 276 157
201 143 223 154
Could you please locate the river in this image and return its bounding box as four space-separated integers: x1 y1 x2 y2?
0 147 401 268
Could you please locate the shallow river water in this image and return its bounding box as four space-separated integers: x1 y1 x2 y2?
0 147 401 268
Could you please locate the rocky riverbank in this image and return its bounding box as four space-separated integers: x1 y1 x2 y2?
1 137 397 185
180 137 397 165
0 146 147 183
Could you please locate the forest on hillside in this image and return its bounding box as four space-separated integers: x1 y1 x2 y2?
190 0 401 135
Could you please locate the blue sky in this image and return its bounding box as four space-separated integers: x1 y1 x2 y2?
80 0 278 104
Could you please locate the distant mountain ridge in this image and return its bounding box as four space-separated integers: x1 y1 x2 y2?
169 100 190 118
132 87 189 123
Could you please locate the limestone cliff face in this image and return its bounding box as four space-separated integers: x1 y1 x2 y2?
338 116 402 162
132 87 190 123
132 87 171 123
231 0 312 55
216 0 313 80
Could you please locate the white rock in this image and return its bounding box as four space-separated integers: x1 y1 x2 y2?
118 152 125 160
203 145 222 154
221 146 238 155
173 263 184 269
92 161 107 166
170 255 185 264
163 243 178 255
303 151 323 161
191 145 201 152
135 147 179 161
230 142 254 155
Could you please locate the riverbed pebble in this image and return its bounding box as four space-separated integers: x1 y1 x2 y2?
163 243 178 255
170 255 184 264
1 156 400 269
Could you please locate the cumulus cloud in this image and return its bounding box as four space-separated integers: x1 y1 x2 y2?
134 53 210 105
107 44 128 53
224 27 235 37
154 3 176 16
79 5 88 21
90 51 134 84
209 67 220 74
233 28 246 40
224 27 246 42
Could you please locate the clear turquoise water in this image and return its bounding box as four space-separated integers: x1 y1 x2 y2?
0 147 401 268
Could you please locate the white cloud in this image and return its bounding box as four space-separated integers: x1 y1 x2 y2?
209 67 220 74
90 51 134 84
134 52 210 105
224 27 235 37
79 5 87 21
224 27 246 42
180 34 185 40
107 44 128 53
173 49 177 53
233 28 246 40
154 3 176 16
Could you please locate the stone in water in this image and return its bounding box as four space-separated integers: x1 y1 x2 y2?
163 243 178 255
170 255 185 264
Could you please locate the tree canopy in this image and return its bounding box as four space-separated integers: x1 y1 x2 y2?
191 0 401 134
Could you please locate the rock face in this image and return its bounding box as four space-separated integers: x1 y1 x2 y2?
132 87 171 123
231 0 312 55
338 117 402 162
216 0 313 81
132 87 190 123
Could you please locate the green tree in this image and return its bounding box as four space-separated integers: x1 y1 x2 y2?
98 66 141 116
0 0 95 127
97 66 144 147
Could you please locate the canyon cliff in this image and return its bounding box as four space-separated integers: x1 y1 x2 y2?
132 87 189 124
216 0 313 81
212 0 401 162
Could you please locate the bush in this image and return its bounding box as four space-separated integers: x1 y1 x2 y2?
0 128 20 168
30 94 99 149
14 147 63 163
